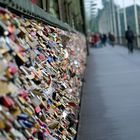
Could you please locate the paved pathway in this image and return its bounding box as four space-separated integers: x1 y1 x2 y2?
77 46 140 140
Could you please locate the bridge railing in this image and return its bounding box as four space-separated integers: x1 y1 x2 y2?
116 36 140 48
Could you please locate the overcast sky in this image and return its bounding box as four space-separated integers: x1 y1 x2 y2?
97 0 140 8
84 0 140 18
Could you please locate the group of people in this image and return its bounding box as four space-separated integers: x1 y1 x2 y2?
90 32 115 48
89 25 134 53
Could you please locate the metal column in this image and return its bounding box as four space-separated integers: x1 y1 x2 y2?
117 6 122 44
134 0 140 48
123 0 127 31
112 0 117 37
112 0 117 41
109 0 113 33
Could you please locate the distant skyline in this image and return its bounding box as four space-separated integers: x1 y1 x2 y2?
84 0 140 19
96 0 140 8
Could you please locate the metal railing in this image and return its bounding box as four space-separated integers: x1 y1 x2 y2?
116 36 140 48
0 0 75 32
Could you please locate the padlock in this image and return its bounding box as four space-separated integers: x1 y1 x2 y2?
35 106 41 114
24 107 33 116
9 105 21 117
17 113 28 120
0 96 14 108
0 114 5 129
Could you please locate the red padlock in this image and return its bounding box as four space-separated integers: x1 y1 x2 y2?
0 96 14 107
8 62 18 74
64 73 67 80
39 53 45 61
20 89 28 99
35 106 41 114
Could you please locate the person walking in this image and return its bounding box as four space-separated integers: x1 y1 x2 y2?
125 26 134 53
108 32 115 47
101 34 107 47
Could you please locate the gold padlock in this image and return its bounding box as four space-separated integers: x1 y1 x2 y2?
10 106 21 117
0 119 5 129
24 107 33 116
18 96 26 104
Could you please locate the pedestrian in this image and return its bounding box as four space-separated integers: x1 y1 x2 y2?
125 26 134 53
94 33 101 48
101 34 107 47
108 32 115 47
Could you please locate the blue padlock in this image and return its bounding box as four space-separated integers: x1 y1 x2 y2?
18 113 29 120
